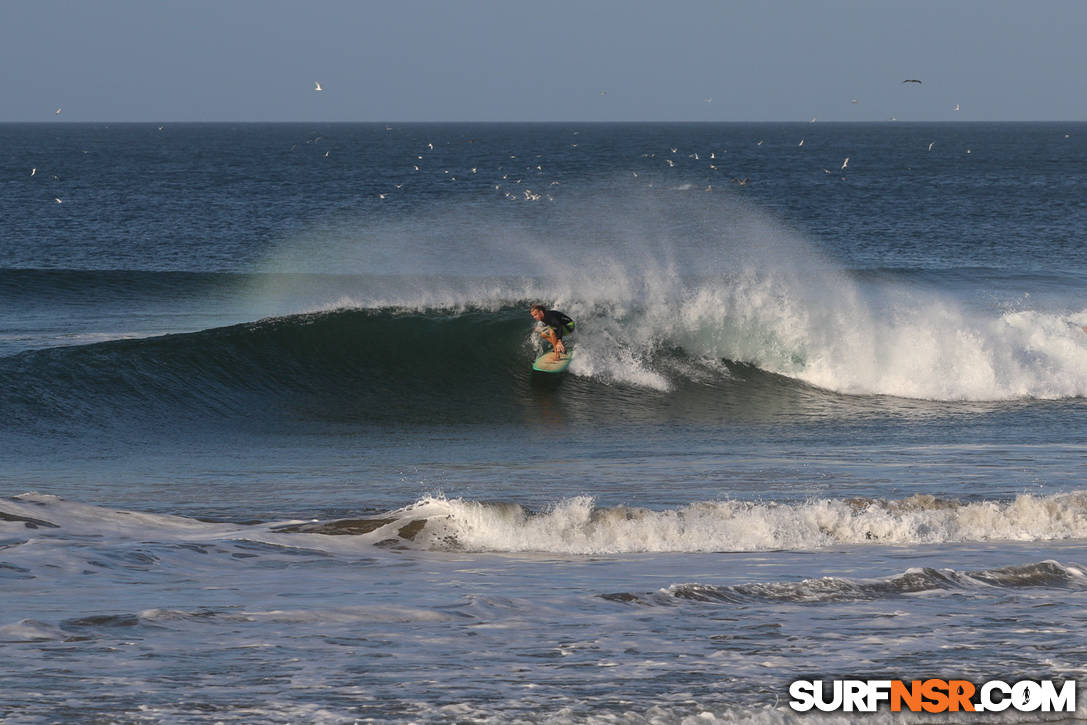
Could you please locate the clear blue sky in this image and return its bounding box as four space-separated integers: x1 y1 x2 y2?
3 0 1085 122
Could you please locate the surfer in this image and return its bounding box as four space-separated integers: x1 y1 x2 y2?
530 304 575 358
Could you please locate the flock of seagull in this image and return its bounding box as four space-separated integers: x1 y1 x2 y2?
305 77 976 200
35 79 1069 206
26 78 982 207
352 128 920 203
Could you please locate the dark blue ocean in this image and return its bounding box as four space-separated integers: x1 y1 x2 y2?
3 122 1087 723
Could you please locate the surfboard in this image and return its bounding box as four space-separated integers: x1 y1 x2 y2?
532 350 573 373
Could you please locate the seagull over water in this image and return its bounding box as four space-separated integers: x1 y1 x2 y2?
841 157 849 170
902 79 922 84
314 81 323 91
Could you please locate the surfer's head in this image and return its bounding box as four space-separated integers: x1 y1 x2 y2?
530 304 546 321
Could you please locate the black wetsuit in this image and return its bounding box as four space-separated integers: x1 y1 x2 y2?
541 310 575 338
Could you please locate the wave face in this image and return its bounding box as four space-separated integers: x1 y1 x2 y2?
0 308 537 431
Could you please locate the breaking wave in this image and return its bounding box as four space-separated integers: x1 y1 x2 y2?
9 490 1087 557
1 296 1086 437
341 491 1087 554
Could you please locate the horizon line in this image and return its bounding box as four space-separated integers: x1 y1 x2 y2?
3 118 1085 125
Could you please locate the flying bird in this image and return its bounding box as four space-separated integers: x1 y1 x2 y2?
30 168 36 176
902 79 922 84
55 107 62 115
953 104 960 111
928 142 935 151
314 81 323 91
841 157 849 170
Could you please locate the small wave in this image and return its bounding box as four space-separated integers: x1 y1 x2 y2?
603 561 1087 606
0 618 83 642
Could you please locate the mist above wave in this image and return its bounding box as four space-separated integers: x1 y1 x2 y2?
253 186 1087 401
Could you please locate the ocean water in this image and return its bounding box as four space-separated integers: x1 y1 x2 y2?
2 121 1087 723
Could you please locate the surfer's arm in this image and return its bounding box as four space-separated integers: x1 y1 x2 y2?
538 325 565 353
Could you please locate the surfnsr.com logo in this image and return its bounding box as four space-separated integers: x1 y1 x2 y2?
789 679 1076 713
